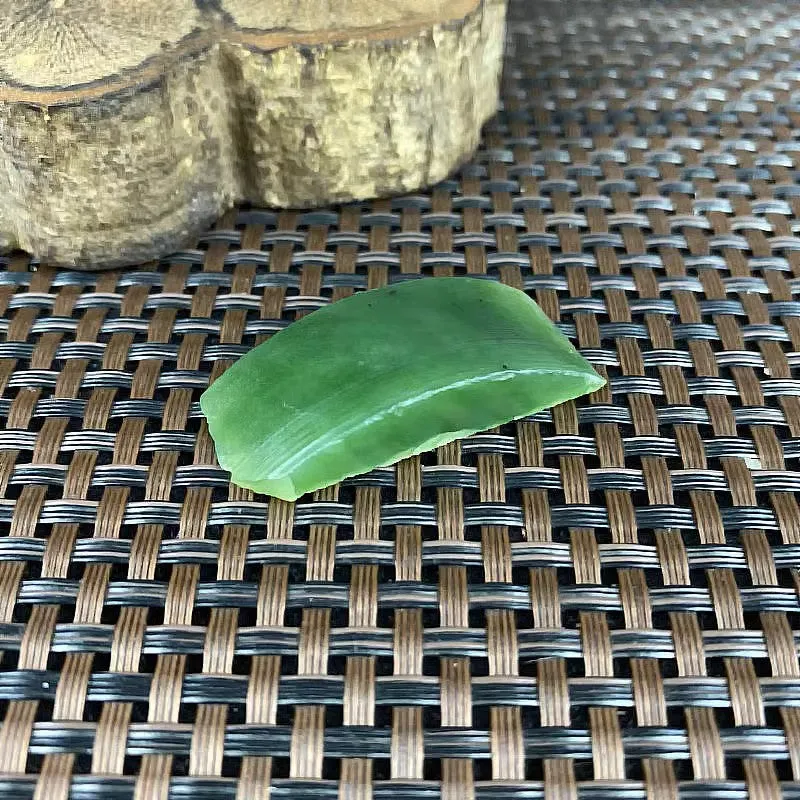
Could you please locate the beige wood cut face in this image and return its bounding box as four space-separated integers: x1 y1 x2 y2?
0 0 507 269
0 2 201 87
224 0 464 31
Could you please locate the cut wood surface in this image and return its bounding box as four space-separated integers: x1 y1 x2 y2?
0 0 507 269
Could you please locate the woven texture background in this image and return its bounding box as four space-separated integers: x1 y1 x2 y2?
2 0 800 798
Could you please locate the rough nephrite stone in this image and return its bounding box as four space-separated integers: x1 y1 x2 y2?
0 0 508 270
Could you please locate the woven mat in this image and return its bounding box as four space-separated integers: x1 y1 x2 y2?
2 0 800 797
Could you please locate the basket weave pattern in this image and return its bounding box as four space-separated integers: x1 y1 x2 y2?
1 1 799 797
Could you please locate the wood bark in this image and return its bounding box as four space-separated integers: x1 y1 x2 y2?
0 0 507 269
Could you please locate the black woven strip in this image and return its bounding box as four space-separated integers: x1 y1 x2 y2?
2 623 799 666
14 722 794 761
3 498 799 531
10 579 800 613
1 777 800 800
3 462 800 494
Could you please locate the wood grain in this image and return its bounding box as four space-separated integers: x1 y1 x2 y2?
0 0 507 269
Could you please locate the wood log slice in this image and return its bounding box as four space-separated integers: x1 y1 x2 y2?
0 0 508 269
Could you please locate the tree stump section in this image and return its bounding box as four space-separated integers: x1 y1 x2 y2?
0 0 508 269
